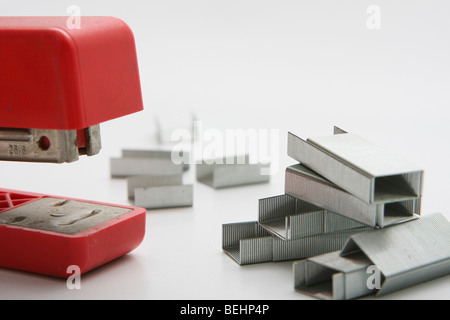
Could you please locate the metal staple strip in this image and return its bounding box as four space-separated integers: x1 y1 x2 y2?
274 233 318 261
294 213 450 300
325 211 373 233
341 212 450 297
110 157 184 178
258 194 323 240
222 221 256 249
379 198 421 227
127 174 183 199
222 221 273 265
272 227 372 262
257 194 297 222
288 210 326 240
293 251 374 300
287 129 424 204
196 155 270 189
134 185 193 209
258 194 320 223
121 149 190 171
212 164 270 188
239 237 274 265
258 194 367 240
285 164 420 227
222 221 371 265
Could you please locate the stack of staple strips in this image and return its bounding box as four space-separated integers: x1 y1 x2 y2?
110 149 193 209
285 127 450 300
286 127 422 228
222 127 387 265
222 196 372 265
223 127 450 299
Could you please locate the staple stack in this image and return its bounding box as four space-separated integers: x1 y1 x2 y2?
224 126 450 299
285 127 423 228
289 128 450 300
223 126 416 264
110 149 193 209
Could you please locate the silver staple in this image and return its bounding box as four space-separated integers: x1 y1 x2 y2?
222 221 371 265
287 127 424 204
272 227 371 262
196 155 270 189
110 157 184 178
222 221 273 265
127 174 183 199
134 185 193 209
258 194 368 240
121 149 190 171
294 212 450 300
285 164 421 227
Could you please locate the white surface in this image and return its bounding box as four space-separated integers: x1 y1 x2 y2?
1 0 450 300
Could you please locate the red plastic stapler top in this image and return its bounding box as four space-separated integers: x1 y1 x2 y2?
0 16 143 162
0 16 143 130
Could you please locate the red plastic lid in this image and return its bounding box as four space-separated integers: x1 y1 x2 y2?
0 17 143 130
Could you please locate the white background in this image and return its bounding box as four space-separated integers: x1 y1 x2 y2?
0 0 449 300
